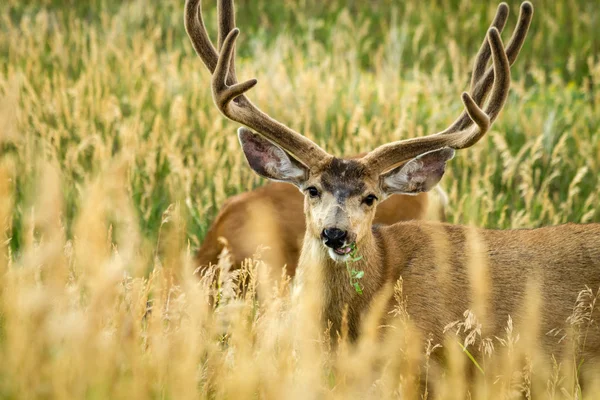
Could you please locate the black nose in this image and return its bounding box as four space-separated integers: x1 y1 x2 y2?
321 228 347 248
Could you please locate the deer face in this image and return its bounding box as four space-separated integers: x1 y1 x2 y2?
302 158 379 262
238 128 454 262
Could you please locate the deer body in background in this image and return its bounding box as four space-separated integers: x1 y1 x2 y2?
185 0 600 363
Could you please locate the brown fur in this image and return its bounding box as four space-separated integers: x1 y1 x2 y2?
294 150 599 364
303 220 600 362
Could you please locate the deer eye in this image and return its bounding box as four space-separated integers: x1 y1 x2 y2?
362 194 378 206
306 186 320 198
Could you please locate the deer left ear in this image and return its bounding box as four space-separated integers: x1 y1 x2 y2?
380 147 455 195
238 127 309 186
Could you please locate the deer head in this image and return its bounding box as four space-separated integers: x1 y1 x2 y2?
185 0 533 262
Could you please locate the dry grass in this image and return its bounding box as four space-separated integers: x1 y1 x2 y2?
1 0 600 398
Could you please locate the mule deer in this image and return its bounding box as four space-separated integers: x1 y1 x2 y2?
185 0 600 361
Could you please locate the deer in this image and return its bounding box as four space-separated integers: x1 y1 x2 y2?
185 0 600 364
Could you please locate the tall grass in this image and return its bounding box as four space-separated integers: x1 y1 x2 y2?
1 0 599 398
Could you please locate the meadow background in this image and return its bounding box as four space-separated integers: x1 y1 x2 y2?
0 0 599 398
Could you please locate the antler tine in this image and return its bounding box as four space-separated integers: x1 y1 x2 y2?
184 0 218 73
480 28 511 124
212 29 255 104
363 26 512 173
217 0 237 83
443 1 533 134
470 2 509 90
185 0 331 167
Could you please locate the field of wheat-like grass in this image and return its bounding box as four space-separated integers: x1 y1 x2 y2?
1 0 600 398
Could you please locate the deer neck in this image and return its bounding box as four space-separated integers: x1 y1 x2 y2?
295 227 385 339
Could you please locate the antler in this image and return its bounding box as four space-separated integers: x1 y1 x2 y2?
184 0 331 168
443 1 534 134
362 2 533 173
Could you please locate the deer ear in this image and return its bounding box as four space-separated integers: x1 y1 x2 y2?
380 147 455 195
238 127 309 186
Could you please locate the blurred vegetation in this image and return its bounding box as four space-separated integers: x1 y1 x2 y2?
1 1 600 398
3 0 598 80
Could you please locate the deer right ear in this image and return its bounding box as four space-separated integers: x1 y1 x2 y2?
238 127 309 186
380 147 455 196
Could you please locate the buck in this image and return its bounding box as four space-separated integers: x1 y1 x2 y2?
185 0 600 360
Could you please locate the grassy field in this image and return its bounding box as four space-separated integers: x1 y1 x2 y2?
1 0 600 398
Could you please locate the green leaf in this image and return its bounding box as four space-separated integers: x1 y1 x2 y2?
345 246 365 293
353 282 363 295
457 341 485 376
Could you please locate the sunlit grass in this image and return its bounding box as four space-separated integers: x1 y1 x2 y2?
1 0 599 398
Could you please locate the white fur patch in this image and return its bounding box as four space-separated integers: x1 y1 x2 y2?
433 185 449 207
383 147 455 194
293 237 327 301
383 157 426 194
264 146 306 182
327 248 350 263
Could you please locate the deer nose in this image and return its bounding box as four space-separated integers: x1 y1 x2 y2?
321 228 348 248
